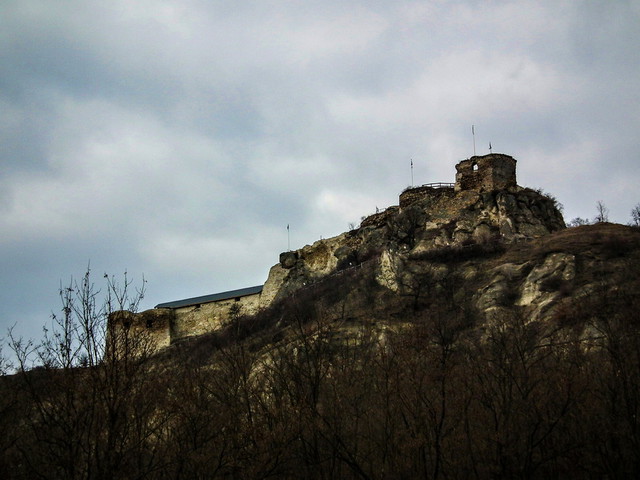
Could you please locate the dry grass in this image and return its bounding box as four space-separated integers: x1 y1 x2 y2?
500 223 640 263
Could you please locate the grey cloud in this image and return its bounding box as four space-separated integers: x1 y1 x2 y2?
1 0 639 345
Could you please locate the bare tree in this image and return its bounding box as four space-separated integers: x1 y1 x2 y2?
631 203 640 226
5 267 170 480
568 217 590 227
594 200 609 223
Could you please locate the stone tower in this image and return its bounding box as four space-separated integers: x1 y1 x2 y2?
455 153 517 193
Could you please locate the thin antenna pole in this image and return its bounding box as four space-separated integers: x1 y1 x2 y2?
410 158 414 187
287 224 290 251
472 125 476 156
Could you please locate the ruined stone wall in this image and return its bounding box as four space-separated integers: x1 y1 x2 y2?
108 292 264 356
170 292 262 340
399 186 455 208
108 309 174 356
455 154 517 192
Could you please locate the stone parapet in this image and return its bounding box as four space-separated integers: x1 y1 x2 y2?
399 185 455 208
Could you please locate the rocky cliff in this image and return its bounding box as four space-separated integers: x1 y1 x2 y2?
232 221 639 367
264 184 566 309
112 153 583 351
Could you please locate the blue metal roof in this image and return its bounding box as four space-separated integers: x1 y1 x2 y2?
155 285 263 309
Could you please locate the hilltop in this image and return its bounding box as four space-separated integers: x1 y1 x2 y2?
4 153 640 479
5 222 639 478
166 221 640 360
113 153 566 351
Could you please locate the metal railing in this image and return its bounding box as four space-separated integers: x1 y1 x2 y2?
402 182 454 193
420 182 454 189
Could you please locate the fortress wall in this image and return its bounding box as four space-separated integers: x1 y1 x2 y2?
139 309 173 350
170 292 262 340
108 309 174 356
399 186 455 208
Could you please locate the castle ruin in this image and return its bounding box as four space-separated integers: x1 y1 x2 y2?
455 153 517 193
110 153 563 354
399 153 517 208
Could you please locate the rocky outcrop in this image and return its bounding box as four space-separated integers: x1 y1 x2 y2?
473 252 575 323
266 185 565 304
381 223 639 331
114 153 575 354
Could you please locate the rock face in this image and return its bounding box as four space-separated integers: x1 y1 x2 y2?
267 153 565 304
281 223 640 347
474 252 576 323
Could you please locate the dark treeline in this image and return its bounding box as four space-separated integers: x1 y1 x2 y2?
1 256 640 479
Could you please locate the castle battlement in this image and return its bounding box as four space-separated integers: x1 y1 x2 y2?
455 153 517 192
399 153 517 208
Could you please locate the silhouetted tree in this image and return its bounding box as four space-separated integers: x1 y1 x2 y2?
631 203 640 226
568 217 590 227
5 268 168 480
594 200 609 223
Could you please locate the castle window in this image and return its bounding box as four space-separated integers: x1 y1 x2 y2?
234 297 241 302
146 318 154 328
472 163 479 171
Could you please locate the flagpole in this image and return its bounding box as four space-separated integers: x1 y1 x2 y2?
410 159 414 187
472 125 476 156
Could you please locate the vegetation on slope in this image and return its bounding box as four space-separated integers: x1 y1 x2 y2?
2 224 640 479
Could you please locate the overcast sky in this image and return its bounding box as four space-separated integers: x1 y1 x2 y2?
2 0 639 344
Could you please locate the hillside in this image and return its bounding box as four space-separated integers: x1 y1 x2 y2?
172 222 640 361
3 152 640 478
3 223 638 479
163 223 640 480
